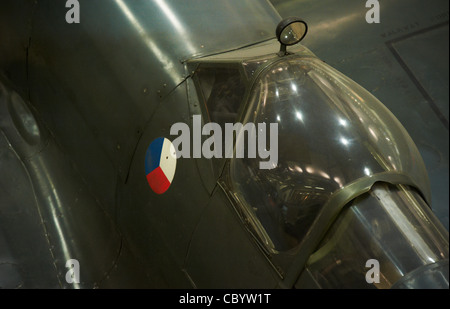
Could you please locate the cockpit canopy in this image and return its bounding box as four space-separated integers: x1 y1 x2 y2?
191 51 431 252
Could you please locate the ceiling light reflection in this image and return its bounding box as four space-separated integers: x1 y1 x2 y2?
115 0 179 84
340 137 350 146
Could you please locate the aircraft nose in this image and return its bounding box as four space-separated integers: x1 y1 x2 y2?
392 260 449 289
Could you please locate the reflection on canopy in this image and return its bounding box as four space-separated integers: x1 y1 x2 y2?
230 56 430 251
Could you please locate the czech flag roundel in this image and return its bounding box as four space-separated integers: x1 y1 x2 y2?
145 137 177 194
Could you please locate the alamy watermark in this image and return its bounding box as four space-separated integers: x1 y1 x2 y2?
170 115 278 170
65 259 80 284
366 0 380 24
66 1 380 25
65 0 80 24
365 259 380 284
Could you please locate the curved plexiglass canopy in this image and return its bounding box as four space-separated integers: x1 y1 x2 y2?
229 56 431 252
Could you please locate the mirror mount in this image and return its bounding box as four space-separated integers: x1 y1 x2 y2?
278 44 287 57
276 17 308 56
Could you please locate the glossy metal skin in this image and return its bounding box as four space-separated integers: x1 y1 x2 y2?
0 0 448 288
